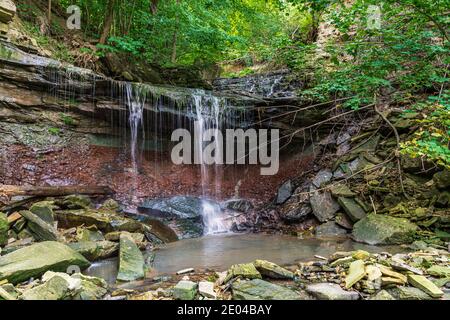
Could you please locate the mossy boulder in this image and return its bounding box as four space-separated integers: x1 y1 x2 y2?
68 241 118 261
225 263 262 282
433 170 450 190
352 214 418 245
0 212 8 246
30 201 55 224
253 260 294 279
173 280 197 300
232 279 301 300
0 241 90 284
116 232 145 282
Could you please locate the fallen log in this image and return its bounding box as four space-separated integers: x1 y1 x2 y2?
0 185 114 197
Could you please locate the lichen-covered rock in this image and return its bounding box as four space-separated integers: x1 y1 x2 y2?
55 209 143 233
173 280 197 300
306 283 359 300
427 265 450 278
253 260 294 279
68 241 118 261
0 0 16 24
433 170 450 190
352 214 418 245
407 274 444 298
71 273 108 300
19 210 59 242
0 212 8 246
117 232 145 282
338 197 366 222
100 199 120 211
0 241 90 284
232 279 301 300
222 199 253 213
58 195 92 210
30 201 55 224
76 227 105 242
21 274 76 300
225 263 261 282
388 286 433 300
310 189 340 222
345 260 366 289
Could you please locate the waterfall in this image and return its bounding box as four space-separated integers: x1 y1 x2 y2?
191 91 228 234
124 83 147 201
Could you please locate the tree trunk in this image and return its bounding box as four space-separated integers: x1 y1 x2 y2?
0 185 114 197
171 0 181 63
150 0 159 15
99 0 116 44
47 0 52 26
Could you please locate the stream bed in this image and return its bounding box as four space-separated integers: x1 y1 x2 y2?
84 233 405 284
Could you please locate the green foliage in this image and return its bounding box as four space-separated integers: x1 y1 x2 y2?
48 127 61 135
400 93 450 168
60 113 75 126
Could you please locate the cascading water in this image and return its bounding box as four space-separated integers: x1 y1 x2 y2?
191 91 228 234
124 83 146 201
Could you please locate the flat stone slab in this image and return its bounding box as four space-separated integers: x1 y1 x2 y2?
345 260 366 289
306 283 359 300
408 274 444 298
338 197 366 222
232 279 301 300
253 260 294 279
0 241 90 284
199 281 216 299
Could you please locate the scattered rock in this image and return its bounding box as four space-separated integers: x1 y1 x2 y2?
370 290 395 300
55 209 143 233
198 281 216 299
100 199 120 211
58 195 92 210
0 241 90 284
352 214 418 245
117 232 145 282
345 260 366 289
407 274 444 298
388 286 433 300
315 221 348 238
76 227 105 242
276 180 294 205
335 212 354 230
312 170 333 188
310 189 340 222
21 273 77 300
20 210 59 242
225 263 261 282
173 280 197 300
68 241 118 261
232 279 301 300
337 197 366 222
329 184 357 197
0 212 8 246
427 266 450 278
0 0 16 24
433 170 450 190
306 283 359 300
30 201 55 224
71 273 108 300
253 260 294 279
222 199 253 213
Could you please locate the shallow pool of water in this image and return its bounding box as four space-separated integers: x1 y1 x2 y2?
84 233 403 284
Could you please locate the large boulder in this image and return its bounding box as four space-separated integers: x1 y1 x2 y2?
138 196 212 239
116 232 145 282
232 279 301 300
55 209 143 233
0 0 16 24
0 212 8 246
352 214 418 245
315 221 348 238
225 263 261 282
306 283 359 300
0 241 90 284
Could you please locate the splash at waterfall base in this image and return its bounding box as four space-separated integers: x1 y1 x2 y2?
171 125 280 176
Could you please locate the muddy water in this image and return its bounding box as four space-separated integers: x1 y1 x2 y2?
84 233 403 284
